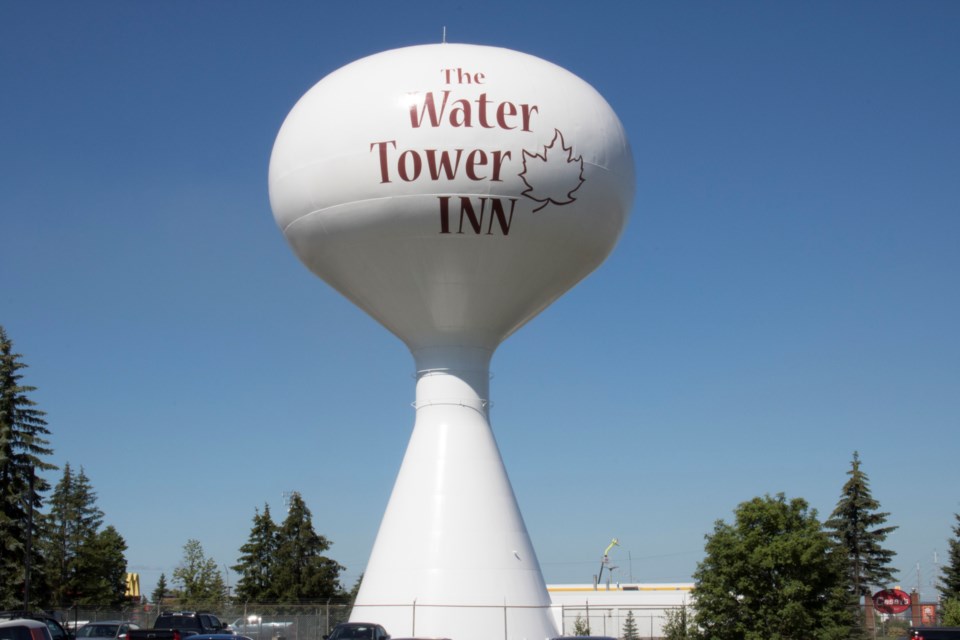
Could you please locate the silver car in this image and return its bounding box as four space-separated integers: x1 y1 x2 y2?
76 622 141 640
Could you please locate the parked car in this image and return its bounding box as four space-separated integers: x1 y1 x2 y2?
227 617 293 640
76 622 140 640
0 613 70 640
126 612 228 640
322 623 389 640
0 619 54 640
908 628 960 640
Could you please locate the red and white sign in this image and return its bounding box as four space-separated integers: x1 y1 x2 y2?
872 588 911 614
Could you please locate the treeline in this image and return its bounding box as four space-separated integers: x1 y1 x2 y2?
1 326 349 610
3 323 960 637
152 494 349 608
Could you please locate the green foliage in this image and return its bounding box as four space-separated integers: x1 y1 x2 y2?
152 573 168 604
44 463 112 606
824 452 898 599
622 609 640 640
572 615 590 636
0 325 55 608
692 493 853 640
942 598 960 626
173 538 226 607
233 496 345 604
940 513 960 601
271 492 344 602
348 572 363 603
233 503 279 602
662 605 697 640
82 525 128 607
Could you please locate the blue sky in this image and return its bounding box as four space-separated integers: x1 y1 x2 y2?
2 1 958 603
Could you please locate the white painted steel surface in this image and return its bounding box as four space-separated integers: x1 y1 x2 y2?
269 44 635 640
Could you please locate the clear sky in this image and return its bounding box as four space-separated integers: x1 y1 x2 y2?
2 1 958 604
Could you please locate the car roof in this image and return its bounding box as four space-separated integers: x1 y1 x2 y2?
0 620 49 628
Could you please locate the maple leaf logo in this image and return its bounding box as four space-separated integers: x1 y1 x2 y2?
519 129 585 212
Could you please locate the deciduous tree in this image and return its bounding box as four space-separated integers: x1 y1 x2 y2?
173 539 226 607
0 326 55 608
662 605 697 640
941 599 960 626
692 493 851 640
82 525 128 607
572 615 590 636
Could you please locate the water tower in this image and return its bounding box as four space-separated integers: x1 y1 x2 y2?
269 43 634 640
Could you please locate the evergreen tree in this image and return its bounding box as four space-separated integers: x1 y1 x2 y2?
693 494 852 640
940 513 960 601
348 573 363 603
0 325 55 608
622 609 639 640
272 493 344 602
173 539 226 607
152 573 169 605
82 525 128 607
824 452 898 601
233 504 279 603
44 463 107 605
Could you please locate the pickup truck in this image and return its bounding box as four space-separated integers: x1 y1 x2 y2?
126 612 228 640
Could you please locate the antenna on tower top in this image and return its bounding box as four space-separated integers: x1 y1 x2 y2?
442 26 447 43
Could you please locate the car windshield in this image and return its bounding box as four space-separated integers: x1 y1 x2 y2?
78 626 118 638
330 627 376 640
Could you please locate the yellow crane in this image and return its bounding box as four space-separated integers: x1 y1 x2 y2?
597 538 619 584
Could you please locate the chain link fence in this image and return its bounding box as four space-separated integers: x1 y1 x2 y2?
57 603 353 640
56 601 686 640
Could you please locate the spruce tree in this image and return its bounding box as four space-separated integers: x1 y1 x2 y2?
232 504 279 602
622 609 639 640
152 573 169 605
824 452 898 600
0 325 56 608
941 513 960 601
44 463 107 606
272 492 344 602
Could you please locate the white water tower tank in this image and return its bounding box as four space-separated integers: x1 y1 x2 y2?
269 43 634 640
